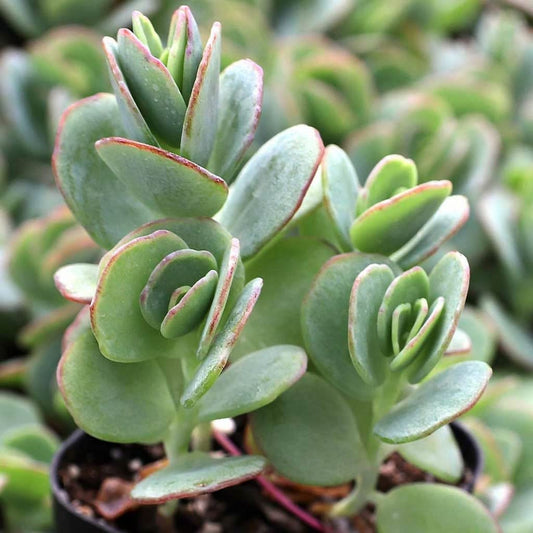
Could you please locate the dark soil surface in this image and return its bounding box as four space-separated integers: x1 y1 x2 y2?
57 426 474 533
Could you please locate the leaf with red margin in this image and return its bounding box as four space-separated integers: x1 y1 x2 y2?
197 345 307 422
57 328 175 443
96 138 228 218
116 29 186 146
196 238 240 359
54 263 98 304
102 38 157 146
407 252 470 383
374 361 492 444
220 125 324 259
208 59 263 182
350 180 452 255
53 93 156 249
180 23 221 167
131 452 265 503
90 230 188 362
180 278 262 407
391 195 470 269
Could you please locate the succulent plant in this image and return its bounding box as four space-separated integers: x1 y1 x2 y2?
251 249 493 527
0 392 59 532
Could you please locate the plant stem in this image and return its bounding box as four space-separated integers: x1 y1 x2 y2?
331 371 406 517
163 407 196 463
329 466 379 517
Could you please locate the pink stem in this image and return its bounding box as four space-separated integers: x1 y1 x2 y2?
213 430 328 532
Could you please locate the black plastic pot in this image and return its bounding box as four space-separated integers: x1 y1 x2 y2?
51 422 483 533
450 421 484 493
51 429 156 533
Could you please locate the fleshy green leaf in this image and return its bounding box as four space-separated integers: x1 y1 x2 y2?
131 452 265 503
91 230 188 362
96 138 228 218
180 278 262 407
0 453 50 502
391 195 470 269
252 373 365 486
390 297 444 372
377 484 499 533
102 38 158 146
408 252 470 383
167 6 203 103
303 252 399 400
208 59 263 181
160 271 218 338
374 361 492 444
350 181 452 255
321 144 360 250
220 125 324 259
197 345 307 422
54 263 98 304
53 93 155 249
131 10 163 57
348 264 394 386
197 238 240 359
232 237 335 358
58 329 175 443
117 29 186 146
180 23 221 167
377 266 429 355
361 155 417 212
397 425 463 483
139 249 216 328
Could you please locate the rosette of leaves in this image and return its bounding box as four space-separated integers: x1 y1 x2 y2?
0 0 157 38
54 8 325 260
259 36 373 145
297 150 469 267
344 90 498 265
6 206 100 420
251 250 494 529
54 218 307 504
0 28 109 222
0 392 59 532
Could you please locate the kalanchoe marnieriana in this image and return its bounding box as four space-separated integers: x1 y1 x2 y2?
5 206 100 422
0 392 59 532
251 250 494 528
53 218 307 507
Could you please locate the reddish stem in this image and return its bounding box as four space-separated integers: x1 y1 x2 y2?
213 430 328 532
